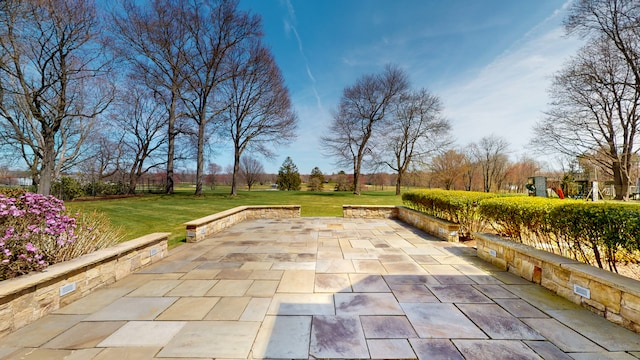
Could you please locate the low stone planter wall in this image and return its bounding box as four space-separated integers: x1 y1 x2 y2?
184 205 301 243
342 205 398 218
475 232 640 333
396 206 460 242
0 232 169 338
342 205 460 243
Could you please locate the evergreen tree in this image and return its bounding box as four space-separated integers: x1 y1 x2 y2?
308 167 325 191
276 157 301 191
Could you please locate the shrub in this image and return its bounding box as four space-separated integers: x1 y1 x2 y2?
478 196 568 244
308 167 325 192
402 189 500 238
308 177 323 191
84 181 127 197
549 202 640 272
334 172 353 191
51 176 84 201
0 192 123 280
0 192 76 279
44 210 123 263
478 195 640 273
0 187 26 198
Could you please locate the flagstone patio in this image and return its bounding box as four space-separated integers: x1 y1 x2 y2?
1 217 639 359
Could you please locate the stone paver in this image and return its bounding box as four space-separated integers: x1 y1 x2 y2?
453 339 543 359
310 315 369 358
1 217 640 359
96 321 186 347
252 315 311 359
401 302 488 339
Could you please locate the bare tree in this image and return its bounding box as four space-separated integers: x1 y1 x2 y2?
471 135 510 192
221 41 297 196
110 0 190 195
567 0 640 199
462 148 481 192
322 64 409 194
379 88 451 195
0 0 113 195
430 149 469 190
111 83 167 194
239 156 264 191
76 127 123 185
566 0 640 79
180 0 261 196
503 156 542 193
534 36 639 199
206 162 222 189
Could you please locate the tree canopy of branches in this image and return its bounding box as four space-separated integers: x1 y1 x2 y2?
179 0 262 196
110 0 191 195
111 83 167 194
0 0 113 195
239 156 263 191
276 156 301 191
322 64 409 195
379 88 451 195
534 0 640 200
222 41 297 196
471 135 510 192
429 149 468 190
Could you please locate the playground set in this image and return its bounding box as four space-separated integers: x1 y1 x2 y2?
525 176 633 201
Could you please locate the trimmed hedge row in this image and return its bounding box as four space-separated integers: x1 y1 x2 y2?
549 202 640 272
401 189 500 238
403 189 640 273
478 196 566 243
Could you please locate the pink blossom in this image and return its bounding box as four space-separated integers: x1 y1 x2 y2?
25 243 37 253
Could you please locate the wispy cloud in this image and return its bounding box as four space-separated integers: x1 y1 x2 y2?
437 3 582 160
281 0 323 112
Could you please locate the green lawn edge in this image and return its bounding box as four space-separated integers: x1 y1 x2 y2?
65 185 404 248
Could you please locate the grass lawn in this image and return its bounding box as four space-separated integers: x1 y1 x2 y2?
65 185 405 247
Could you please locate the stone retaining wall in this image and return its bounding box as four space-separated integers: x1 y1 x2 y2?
342 205 460 243
396 206 460 242
0 232 169 338
342 205 398 218
475 232 640 333
184 205 301 243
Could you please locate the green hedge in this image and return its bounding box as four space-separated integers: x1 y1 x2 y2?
402 189 500 238
404 189 640 273
479 196 640 272
478 196 567 242
548 202 640 272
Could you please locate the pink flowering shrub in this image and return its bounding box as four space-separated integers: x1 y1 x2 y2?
0 192 78 280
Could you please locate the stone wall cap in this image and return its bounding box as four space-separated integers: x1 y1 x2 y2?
184 205 301 227
343 205 397 208
0 232 170 298
475 232 581 267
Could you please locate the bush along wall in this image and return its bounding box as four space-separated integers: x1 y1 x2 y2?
0 192 122 280
478 196 640 273
404 189 640 274
401 189 500 238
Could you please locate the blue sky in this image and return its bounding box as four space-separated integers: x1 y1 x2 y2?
227 0 584 174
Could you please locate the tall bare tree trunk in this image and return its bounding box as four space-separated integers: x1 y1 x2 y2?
165 92 178 195
195 119 205 196
40 133 56 195
231 150 241 196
